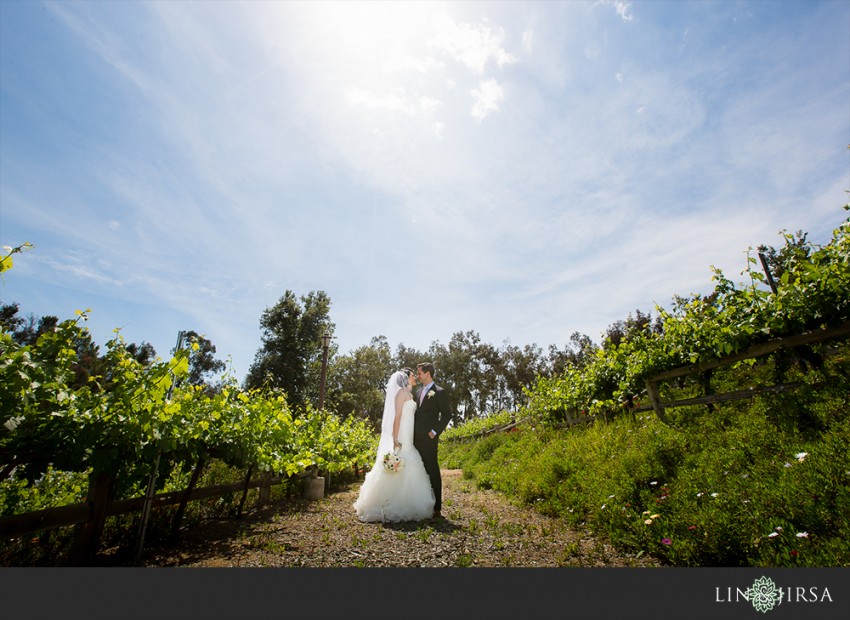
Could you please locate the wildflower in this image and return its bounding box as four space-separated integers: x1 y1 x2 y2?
696 492 704 497
710 492 719 498
796 532 809 538
650 481 658 486
790 550 798 558
775 527 783 532
795 452 808 462
661 538 672 545
768 532 779 538
650 514 660 519
784 462 792 468
688 525 698 531
608 494 616 499
601 504 606 510
644 519 653 525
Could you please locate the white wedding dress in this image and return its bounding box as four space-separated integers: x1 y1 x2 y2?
353 399 435 522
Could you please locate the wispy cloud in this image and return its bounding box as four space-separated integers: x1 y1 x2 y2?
2 0 847 379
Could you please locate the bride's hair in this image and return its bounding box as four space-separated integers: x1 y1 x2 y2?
396 368 413 388
377 370 410 468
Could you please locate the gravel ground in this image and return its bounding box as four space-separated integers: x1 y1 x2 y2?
137 470 662 568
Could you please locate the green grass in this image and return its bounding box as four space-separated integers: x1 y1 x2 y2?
442 352 850 567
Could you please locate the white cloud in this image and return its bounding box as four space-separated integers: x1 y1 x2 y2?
616 2 634 22
470 79 505 120
428 12 517 75
600 1 634 22
522 29 534 54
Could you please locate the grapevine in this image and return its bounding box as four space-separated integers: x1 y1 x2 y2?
1 244 374 516
526 209 850 422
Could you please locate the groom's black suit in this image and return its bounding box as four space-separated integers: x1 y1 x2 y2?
413 383 454 514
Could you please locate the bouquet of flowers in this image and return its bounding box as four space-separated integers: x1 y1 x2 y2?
382 447 404 473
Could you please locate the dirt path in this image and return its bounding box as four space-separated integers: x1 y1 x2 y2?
138 470 661 568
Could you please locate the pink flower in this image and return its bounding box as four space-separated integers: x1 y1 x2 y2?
661 538 672 545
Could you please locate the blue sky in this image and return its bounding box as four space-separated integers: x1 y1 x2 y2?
1 0 848 381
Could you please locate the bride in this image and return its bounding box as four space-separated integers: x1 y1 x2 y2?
353 369 435 522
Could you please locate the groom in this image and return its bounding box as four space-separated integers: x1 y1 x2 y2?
413 362 454 518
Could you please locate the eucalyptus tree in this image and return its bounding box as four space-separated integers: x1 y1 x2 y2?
327 335 395 430
245 290 334 409
546 331 598 376
426 330 498 423
181 331 226 390
497 340 545 411
393 342 426 375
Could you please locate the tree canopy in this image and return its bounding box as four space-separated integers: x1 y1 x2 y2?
244 290 334 409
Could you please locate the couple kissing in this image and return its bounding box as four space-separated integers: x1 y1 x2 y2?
353 362 454 523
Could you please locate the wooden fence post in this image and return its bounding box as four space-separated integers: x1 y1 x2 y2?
69 470 115 566
257 470 272 506
700 369 715 413
237 466 253 517
170 458 206 542
645 379 666 423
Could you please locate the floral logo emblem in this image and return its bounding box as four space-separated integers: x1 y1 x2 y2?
745 576 782 613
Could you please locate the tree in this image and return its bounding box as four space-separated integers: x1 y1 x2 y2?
245 290 334 409
0 303 58 346
327 336 394 430
547 331 598 376
0 303 24 335
428 330 498 423
757 230 810 285
497 341 544 411
125 341 157 366
602 309 660 350
393 342 426 374
182 331 226 388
